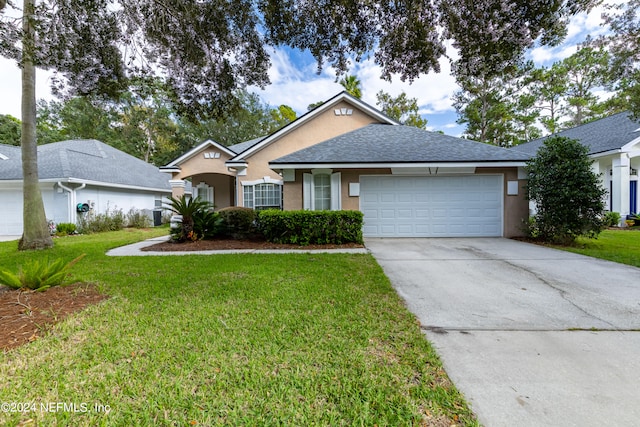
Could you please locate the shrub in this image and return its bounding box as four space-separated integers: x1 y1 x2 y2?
257 210 363 245
126 208 152 228
193 210 224 240
603 211 621 227
527 136 606 244
55 222 77 236
218 207 258 239
164 195 222 242
77 208 125 233
522 217 541 239
164 195 210 242
0 254 86 292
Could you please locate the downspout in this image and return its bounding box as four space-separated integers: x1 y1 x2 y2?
57 182 86 225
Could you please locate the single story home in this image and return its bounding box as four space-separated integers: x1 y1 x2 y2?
0 139 174 235
514 112 640 219
162 92 531 238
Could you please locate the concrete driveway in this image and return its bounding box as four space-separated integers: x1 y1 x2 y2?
366 238 640 427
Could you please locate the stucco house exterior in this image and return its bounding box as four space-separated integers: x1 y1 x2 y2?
162 92 532 238
0 139 173 235
514 112 640 220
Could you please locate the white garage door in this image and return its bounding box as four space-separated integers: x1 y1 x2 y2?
0 189 24 235
360 175 503 237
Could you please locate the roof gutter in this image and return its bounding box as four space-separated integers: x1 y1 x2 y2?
269 161 529 169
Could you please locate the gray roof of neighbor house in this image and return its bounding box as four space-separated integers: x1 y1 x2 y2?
0 139 171 191
270 124 531 165
513 112 640 156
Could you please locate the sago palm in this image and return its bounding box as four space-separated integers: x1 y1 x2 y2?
164 195 212 240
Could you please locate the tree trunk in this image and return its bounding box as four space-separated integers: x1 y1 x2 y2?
18 0 54 250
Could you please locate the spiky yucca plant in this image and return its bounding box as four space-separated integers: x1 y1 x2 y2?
0 254 86 292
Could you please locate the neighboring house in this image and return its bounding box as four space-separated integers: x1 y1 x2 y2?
514 112 640 219
161 92 531 238
0 139 174 235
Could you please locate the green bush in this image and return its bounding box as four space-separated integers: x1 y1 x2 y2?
257 210 363 245
77 208 125 233
55 222 77 236
193 210 224 240
527 136 606 244
164 195 213 242
522 217 541 239
0 254 86 292
126 208 152 228
603 211 621 227
218 206 258 239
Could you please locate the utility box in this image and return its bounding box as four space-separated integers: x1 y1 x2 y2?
153 210 162 227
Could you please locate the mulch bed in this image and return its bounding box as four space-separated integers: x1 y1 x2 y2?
0 283 107 351
141 237 365 252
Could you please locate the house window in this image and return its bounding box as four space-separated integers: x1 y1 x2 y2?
195 183 214 206
303 170 341 210
314 174 331 210
243 183 282 210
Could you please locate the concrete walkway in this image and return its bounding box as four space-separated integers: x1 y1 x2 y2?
106 236 369 256
367 237 640 427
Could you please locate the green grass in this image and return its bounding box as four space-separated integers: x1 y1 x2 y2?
0 229 477 426
553 229 640 268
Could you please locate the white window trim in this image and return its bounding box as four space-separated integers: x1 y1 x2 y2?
303 169 341 210
241 176 284 187
241 177 283 209
194 183 214 206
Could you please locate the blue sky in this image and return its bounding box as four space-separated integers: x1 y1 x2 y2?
0 3 614 137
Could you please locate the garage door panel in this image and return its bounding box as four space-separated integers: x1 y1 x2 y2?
360 175 502 237
0 190 24 235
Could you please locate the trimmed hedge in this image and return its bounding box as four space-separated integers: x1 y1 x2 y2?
257 210 363 245
219 206 258 239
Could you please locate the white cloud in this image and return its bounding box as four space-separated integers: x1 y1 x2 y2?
254 45 460 127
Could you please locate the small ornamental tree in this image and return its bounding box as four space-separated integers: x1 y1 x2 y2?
527 136 607 244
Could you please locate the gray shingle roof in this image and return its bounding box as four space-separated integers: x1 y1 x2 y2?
227 136 266 155
0 140 171 190
270 124 531 164
513 112 640 156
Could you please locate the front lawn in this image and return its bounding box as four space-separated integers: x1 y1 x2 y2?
554 229 640 268
0 230 477 426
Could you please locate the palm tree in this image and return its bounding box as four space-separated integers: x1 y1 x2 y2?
339 75 362 99
164 195 212 241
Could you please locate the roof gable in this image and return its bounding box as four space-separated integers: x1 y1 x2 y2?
228 92 399 162
270 124 531 166
514 112 640 156
163 139 237 168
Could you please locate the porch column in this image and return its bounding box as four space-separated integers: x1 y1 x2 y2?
611 154 630 216
169 179 186 199
591 161 608 209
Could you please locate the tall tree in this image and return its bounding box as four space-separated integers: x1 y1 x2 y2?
529 64 568 134
375 91 428 129
117 79 179 163
339 75 362 99
0 114 21 146
601 0 640 119
453 71 516 146
560 45 611 127
19 0 51 250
